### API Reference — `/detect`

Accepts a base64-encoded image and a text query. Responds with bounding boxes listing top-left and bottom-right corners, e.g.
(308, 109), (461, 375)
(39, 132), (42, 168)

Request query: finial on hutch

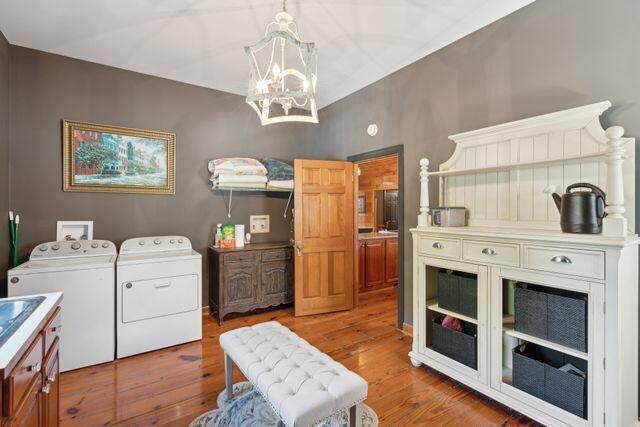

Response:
(603, 125), (628, 237)
(418, 158), (430, 227)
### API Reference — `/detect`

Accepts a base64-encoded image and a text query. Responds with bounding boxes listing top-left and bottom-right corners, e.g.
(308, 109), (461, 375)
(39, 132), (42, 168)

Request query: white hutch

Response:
(410, 102), (638, 426)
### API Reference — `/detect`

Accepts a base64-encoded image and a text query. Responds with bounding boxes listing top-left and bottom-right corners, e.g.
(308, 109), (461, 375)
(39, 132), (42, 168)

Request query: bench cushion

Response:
(220, 321), (368, 427)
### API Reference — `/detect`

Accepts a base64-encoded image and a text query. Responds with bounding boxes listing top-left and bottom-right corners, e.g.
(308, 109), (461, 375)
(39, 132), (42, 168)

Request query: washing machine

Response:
(116, 236), (202, 358)
(8, 240), (116, 372)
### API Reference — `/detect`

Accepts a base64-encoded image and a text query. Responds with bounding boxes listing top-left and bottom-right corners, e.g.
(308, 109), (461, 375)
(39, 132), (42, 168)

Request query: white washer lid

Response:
(8, 255), (116, 275)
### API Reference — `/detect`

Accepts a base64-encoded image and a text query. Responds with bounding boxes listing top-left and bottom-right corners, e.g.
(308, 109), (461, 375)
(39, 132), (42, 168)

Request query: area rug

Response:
(190, 381), (378, 427)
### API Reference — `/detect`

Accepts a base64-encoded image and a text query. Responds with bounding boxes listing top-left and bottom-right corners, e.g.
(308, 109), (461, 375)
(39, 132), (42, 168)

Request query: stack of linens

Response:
(262, 158), (294, 190)
(209, 158), (268, 189)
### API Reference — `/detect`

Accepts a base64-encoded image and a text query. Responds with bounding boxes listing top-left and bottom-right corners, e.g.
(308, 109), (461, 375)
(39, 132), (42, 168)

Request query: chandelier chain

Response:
(282, 0), (287, 12)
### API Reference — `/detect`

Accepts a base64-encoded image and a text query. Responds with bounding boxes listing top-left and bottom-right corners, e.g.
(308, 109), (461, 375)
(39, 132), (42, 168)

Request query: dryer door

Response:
(121, 274), (198, 323)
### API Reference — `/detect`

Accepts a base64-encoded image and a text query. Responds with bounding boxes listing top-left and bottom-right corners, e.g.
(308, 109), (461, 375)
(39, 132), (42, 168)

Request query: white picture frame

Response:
(56, 221), (94, 241)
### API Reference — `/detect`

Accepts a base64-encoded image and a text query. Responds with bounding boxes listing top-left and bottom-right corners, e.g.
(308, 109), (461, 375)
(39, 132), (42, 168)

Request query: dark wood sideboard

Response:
(208, 242), (294, 325)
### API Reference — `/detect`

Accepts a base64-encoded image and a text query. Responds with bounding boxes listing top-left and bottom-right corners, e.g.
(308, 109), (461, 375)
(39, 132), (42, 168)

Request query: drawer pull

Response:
(432, 242), (443, 249)
(47, 373), (56, 383)
(481, 248), (497, 256)
(41, 384), (50, 394)
(28, 362), (41, 373)
(551, 255), (572, 264)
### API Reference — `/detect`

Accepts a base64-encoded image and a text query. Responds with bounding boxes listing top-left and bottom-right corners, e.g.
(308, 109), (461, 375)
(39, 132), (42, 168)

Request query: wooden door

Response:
(364, 240), (385, 288)
(294, 159), (355, 316)
(385, 239), (398, 284)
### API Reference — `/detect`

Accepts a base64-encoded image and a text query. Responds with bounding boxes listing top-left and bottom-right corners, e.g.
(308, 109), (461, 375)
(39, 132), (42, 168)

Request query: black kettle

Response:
(550, 183), (606, 234)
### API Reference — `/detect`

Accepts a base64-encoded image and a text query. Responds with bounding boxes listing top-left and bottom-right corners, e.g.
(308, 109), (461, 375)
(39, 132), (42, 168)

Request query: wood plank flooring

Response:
(60, 288), (537, 426)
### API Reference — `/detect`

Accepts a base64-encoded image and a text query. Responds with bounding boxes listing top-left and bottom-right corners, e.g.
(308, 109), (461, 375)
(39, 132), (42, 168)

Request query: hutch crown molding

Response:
(410, 101), (638, 426)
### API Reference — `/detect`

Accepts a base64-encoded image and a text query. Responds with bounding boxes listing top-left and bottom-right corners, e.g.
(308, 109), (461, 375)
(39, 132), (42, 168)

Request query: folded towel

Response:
(214, 174), (268, 184)
(213, 182), (267, 189)
(267, 180), (294, 190)
(262, 158), (293, 181)
(208, 158), (267, 176)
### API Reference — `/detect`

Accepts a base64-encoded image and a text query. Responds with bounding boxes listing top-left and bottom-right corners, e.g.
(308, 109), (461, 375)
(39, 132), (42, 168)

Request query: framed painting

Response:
(63, 120), (175, 194)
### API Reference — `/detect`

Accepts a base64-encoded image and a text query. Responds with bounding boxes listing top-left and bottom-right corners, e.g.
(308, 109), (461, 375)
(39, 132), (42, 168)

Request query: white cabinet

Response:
(410, 230), (637, 426)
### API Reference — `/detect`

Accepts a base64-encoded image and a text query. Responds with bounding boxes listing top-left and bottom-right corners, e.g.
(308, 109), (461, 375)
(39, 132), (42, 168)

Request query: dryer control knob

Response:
(170, 239), (175, 244)
(125, 283), (132, 289)
(138, 240), (146, 246)
(178, 239), (184, 243)
(71, 242), (81, 250)
(154, 239), (161, 245)
(10, 277), (19, 284)
(52, 244), (60, 251)
(39, 245), (48, 251)
(102, 242), (109, 248)
(91, 243), (99, 249)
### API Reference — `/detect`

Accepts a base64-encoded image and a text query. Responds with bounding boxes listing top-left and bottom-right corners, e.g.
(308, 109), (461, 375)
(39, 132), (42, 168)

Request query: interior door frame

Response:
(348, 144), (404, 329)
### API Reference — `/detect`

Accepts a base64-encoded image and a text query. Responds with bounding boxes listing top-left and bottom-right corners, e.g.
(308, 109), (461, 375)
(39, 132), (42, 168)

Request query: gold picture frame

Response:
(62, 120), (175, 194)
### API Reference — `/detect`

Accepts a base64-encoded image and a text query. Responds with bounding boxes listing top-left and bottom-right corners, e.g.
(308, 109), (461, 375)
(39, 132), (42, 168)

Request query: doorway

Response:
(348, 146), (404, 329)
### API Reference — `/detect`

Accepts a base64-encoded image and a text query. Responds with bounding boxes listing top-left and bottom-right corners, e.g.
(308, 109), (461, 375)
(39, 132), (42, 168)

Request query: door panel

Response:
(295, 159), (354, 316)
(385, 239), (399, 284)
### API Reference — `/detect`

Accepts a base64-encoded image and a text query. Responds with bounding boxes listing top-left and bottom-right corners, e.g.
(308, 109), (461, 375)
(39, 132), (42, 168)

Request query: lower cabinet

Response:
(360, 237), (398, 291)
(209, 243), (294, 324)
(2, 305), (61, 427)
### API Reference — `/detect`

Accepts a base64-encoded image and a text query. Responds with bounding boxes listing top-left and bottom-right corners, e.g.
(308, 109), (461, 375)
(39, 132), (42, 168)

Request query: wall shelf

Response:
(426, 298), (478, 325)
(211, 187), (293, 218)
(503, 326), (588, 360)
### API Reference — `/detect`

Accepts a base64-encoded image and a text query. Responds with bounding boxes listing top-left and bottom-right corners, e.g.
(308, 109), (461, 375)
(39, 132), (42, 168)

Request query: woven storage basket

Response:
(437, 271), (477, 319)
(512, 343), (587, 419)
(432, 316), (477, 369)
(514, 284), (587, 352)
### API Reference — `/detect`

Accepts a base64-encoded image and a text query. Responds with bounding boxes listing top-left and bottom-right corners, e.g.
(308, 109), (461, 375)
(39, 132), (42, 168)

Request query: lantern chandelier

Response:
(244, 0), (318, 125)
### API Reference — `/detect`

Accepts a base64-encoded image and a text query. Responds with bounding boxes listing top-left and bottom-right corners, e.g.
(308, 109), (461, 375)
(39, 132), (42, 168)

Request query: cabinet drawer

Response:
(524, 245), (605, 280)
(7, 334), (43, 415)
(43, 306), (61, 357)
(261, 248), (291, 262)
(223, 252), (256, 264)
(418, 237), (460, 259)
(462, 240), (520, 267)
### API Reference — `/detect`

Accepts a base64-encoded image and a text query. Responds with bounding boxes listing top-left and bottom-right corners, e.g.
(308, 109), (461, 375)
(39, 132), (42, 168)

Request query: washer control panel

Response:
(119, 236), (192, 254)
(30, 240), (116, 259)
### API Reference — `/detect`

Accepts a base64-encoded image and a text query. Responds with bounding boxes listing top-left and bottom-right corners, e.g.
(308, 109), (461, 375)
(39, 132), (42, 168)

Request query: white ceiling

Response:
(0, 0), (534, 108)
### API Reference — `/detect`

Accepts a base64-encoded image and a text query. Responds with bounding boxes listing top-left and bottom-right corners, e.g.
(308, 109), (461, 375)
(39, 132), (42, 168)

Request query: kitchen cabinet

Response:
(209, 242), (293, 325)
(385, 239), (398, 283)
(359, 236), (398, 292)
(1, 299), (61, 427)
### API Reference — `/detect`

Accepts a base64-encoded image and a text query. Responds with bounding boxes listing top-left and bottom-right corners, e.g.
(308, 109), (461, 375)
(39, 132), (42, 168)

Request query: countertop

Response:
(359, 231), (399, 241)
(0, 292), (63, 373)
(209, 241), (293, 253)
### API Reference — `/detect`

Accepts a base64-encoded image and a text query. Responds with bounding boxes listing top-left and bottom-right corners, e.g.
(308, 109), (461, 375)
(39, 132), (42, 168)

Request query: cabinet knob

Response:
(41, 384), (50, 394)
(432, 242), (443, 249)
(482, 248), (497, 256)
(47, 373), (56, 383)
(550, 255), (572, 264)
(51, 325), (62, 333)
(28, 362), (41, 373)
(295, 242), (303, 257)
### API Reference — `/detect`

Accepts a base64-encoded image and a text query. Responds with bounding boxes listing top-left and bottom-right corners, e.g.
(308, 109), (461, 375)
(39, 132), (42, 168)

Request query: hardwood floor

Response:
(60, 288), (537, 426)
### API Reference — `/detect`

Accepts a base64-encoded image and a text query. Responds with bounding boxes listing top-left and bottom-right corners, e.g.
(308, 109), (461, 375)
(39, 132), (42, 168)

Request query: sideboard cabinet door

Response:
(261, 260), (293, 304)
(222, 262), (259, 308)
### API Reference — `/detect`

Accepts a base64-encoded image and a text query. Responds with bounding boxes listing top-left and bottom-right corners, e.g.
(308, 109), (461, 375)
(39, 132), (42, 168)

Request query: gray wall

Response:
(312, 0), (640, 324)
(8, 46), (312, 302)
(0, 31), (9, 280)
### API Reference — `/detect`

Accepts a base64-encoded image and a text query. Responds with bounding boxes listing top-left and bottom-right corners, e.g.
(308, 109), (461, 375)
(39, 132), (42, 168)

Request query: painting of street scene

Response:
(63, 121), (175, 194)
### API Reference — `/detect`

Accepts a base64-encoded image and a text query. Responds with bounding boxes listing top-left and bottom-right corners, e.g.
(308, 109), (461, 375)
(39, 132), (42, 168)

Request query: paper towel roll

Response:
(235, 224), (245, 247)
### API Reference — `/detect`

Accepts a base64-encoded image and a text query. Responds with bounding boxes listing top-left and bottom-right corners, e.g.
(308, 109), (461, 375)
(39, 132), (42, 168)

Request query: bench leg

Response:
(349, 403), (362, 427)
(224, 352), (233, 401)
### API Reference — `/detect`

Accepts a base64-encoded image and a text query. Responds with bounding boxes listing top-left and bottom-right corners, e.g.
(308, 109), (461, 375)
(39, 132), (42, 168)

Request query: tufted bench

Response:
(220, 321), (368, 427)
